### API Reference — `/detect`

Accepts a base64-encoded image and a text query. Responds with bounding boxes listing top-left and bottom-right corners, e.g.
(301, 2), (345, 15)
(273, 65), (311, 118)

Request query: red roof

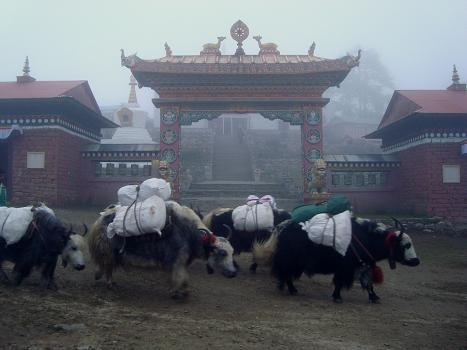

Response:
(0, 80), (101, 115)
(397, 90), (467, 114)
(366, 89), (467, 138)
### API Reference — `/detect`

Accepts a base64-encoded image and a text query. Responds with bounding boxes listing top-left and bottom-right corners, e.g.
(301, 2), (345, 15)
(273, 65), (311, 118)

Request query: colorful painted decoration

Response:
(305, 167), (314, 181)
(306, 128), (321, 144)
(161, 110), (177, 125)
(306, 111), (321, 125)
(167, 166), (178, 182)
(161, 129), (178, 144)
(306, 148), (321, 162)
(161, 148), (177, 163)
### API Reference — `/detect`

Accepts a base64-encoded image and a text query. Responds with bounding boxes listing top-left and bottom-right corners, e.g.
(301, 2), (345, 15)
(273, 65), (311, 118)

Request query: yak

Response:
(203, 207), (291, 272)
(0, 208), (87, 290)
(88, 201), (237, 299)
(253, 217), (420, 303)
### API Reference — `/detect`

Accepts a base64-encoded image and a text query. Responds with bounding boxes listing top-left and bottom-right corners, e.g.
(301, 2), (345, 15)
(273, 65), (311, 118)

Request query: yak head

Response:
(61, 224), (88, 271)
(204, 233), (237, 278)
(385, 218), (420, 269)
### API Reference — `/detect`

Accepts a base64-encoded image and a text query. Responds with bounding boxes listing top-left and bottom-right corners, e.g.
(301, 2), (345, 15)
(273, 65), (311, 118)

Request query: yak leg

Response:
(249, 262), (258, 273)
(286, 277), (298, 295)
(170, 252), (190, 299)
(332, 274), (345, 303)
(40, 257), (58, 290)
(367, 285), (380, 303)
(0, 258), (9, 284)
(105, 267), (115, 289)
(12, 261), (34, 286)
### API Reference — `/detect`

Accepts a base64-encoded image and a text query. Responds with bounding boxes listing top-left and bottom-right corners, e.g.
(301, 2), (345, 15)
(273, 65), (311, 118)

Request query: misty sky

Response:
(1, 0), (466, 115)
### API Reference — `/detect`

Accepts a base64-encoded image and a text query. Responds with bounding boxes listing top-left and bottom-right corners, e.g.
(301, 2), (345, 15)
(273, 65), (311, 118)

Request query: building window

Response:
(143, 164), (152, 177)
(344, 174), (352, 186)
(130, 164), (139, 176)
(95, 162), (103, 177)
(367, 173), (376, 185)
(105, 163), (115, 176)
(379, 173), (388, 185)
(443, 165), (460, 183)
(27, 152), (45, 169)
(355, 173), (364, 186)
(331, 174), (340, 186)
(118, 163), (128, 176)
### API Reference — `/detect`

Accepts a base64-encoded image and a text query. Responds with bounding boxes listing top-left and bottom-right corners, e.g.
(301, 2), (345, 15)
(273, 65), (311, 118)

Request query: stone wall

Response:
(181, 128), (215, 182)
(375, 217), (467, 237)
(395, 143), (467, 218)
(9, 127), (91, 206)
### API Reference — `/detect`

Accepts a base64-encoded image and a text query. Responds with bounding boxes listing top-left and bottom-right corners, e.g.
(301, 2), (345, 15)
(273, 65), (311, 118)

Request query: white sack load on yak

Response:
(0, 203), (54, 245)
(106, 195), (166, 238)
(117, 178), (171, 206)
(232, 194), (276, 232)
(299, 210), (352, 256)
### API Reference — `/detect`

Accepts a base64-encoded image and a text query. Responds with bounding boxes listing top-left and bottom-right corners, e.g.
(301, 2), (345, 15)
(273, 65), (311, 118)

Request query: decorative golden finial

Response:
(452, 64), (460, 84)
(128, 75), (138, 104)
(23, 56), (30, 76)
(308, 42), (316, 56)
(164, 42), (172, 57)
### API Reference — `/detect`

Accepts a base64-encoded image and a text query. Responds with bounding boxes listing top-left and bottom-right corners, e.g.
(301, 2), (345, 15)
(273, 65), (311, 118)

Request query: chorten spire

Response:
(447, 64), (466, 91)
(17, 56), (36, 83)
(128, 75), (138, 104)
(452, 64), (460, 84)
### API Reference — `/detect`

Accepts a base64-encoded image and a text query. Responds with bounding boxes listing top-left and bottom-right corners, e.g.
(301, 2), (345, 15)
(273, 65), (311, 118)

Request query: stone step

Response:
(180, 196), (302, 213)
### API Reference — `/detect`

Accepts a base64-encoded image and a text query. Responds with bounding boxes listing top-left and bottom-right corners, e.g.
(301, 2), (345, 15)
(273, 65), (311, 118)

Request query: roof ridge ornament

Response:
(120, 49), (137, 68)
(452, 64), (460, 84)
(253, 35), (280, 55)
(164, 42), (172, 57)
(200, 36), (226, 55)
(17, 56), (36, 83)
(230, 20), (249, 56)
(308, 42), (316, 56)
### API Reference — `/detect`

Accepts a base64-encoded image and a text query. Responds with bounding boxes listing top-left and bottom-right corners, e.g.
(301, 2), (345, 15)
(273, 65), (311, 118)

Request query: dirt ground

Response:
(0, 208), (466, 350)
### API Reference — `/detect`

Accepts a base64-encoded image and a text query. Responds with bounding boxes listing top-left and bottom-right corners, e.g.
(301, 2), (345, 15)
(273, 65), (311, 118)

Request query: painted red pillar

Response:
(301, 107), (324, 196)
(159, 107), (181, 199)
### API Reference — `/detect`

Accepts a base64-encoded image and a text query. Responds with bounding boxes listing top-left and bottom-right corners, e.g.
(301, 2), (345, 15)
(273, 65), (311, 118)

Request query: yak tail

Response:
(252, 228), (279, 268)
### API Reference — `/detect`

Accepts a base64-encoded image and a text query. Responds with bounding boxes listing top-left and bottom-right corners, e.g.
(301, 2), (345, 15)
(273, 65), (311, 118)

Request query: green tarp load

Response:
(291, 195), (351, 223)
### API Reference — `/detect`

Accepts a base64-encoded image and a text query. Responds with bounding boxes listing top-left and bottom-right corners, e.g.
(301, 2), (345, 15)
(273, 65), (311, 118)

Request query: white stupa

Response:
(101, 75), (155, 145)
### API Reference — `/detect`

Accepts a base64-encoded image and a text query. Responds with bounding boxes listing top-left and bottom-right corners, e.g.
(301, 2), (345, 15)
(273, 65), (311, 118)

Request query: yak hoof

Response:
(171, 290), (189, 300)
(369, 296), (381, 304)
(249, 263), (258, 274)
(288, 288), (298, 296)
(94, 270), (104, 280)
(206, 264), (214, 274)
(333, 297), (343, 304)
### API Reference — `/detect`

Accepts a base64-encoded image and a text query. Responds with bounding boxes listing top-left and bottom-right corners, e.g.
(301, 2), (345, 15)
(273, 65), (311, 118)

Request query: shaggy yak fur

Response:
(253, 217), (420, 303)
(88, 201), (237, 299)
(0, 209), (87, 290)
(203, 207), (291, 272)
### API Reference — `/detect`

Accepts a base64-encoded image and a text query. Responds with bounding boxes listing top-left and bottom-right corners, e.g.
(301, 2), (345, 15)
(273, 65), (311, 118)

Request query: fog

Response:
(1, 0), (466, 115)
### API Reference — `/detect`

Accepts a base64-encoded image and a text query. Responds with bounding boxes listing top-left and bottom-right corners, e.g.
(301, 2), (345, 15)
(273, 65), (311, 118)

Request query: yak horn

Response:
(390, 217), (405, 236)
(222, 224), (233, 240)
(81, 223), (88, 237)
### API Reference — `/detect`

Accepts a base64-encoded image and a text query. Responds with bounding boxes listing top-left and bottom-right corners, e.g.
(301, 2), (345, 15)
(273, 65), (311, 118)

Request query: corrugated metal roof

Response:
(325, 154), (399, 162)
(82, 143), (159, 152)
(398, 90), (467, 114)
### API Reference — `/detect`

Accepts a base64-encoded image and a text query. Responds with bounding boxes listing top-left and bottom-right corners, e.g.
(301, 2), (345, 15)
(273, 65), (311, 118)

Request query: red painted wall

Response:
(396, 143), (467, 217)
(9, 128), (93, 206)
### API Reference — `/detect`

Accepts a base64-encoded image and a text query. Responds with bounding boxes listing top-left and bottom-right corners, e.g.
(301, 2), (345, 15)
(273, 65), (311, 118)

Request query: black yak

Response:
(203, 207), (291, 272)
(0, 208), (87, 290)
(88, 201), (237, 299)
(253, 217), (419, 303)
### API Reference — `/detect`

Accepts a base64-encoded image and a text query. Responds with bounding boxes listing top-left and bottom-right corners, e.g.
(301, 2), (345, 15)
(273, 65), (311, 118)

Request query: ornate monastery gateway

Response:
(121, 20), (360, 198)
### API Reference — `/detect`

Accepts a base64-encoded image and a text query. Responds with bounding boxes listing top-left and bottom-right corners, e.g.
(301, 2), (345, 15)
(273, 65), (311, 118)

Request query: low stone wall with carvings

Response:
(374, 217), (467, 237)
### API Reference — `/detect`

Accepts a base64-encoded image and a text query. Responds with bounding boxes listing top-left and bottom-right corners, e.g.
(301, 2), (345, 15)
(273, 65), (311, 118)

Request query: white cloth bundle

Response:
(232, 203), (274, 232)
(0, 204), (55, 245)
(106, 195), (166, 238)
(299, 210), (352, 256)
(117, 178), (171, 206)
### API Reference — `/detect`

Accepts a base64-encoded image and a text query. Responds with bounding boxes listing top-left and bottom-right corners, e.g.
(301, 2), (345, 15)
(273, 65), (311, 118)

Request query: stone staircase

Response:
(181, 134), (301, 212)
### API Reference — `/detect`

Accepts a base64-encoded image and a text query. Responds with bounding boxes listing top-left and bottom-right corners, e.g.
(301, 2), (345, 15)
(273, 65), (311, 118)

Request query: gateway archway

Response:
(122, 20), (359, 199)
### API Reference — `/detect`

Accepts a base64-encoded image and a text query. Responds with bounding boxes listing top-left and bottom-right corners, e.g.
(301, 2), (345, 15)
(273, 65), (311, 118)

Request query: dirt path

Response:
(0, 233), (466, 350)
